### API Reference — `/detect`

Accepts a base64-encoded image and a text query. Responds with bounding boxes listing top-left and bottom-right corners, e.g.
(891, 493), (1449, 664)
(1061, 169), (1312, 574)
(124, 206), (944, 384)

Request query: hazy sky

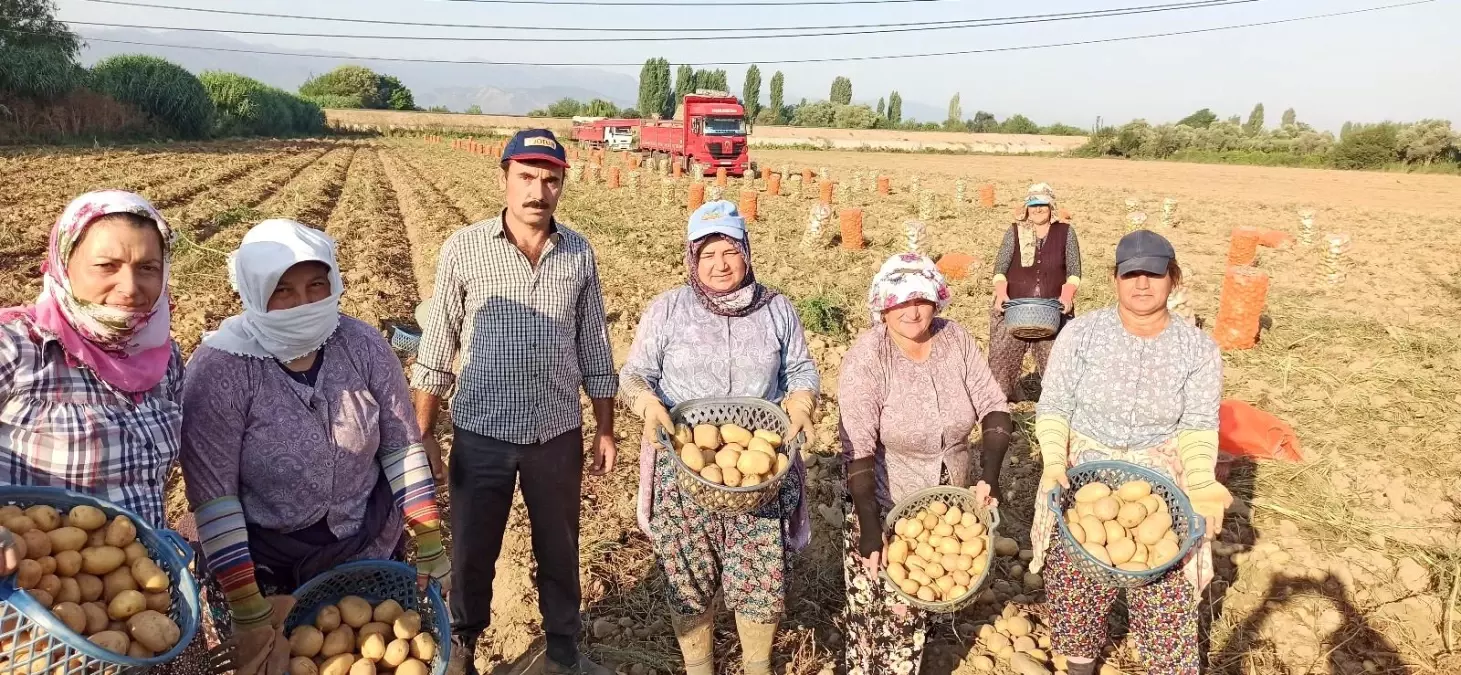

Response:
(56, 0), (1460, 132)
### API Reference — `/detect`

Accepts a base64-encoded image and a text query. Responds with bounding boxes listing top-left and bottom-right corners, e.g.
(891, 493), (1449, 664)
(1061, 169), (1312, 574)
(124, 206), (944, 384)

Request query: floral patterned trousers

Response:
(839, 489), (928, 675)
(648, 449), (800, 623)
(987, 305), (1059, 401)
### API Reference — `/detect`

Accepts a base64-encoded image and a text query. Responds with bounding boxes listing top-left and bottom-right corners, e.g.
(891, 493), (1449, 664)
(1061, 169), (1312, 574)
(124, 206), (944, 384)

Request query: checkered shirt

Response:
(0, 315), (184, 527)
(411, 214), (617, 445)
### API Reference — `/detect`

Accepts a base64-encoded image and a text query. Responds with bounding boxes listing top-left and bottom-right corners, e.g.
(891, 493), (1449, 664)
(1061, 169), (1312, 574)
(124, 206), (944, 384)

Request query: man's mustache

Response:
(523, 200), (550, 209)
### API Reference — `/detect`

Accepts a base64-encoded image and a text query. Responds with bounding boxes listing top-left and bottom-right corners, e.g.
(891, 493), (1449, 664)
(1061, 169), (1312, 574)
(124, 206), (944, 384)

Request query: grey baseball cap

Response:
(1115, 230), (1176, 276)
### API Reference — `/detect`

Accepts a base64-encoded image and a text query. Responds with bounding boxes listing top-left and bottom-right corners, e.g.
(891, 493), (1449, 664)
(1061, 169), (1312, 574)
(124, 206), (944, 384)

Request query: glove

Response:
(781, 390), (817, 451)
(631, 391), (674, 449)
(1178, 429), (1229, 540)
(231, 595), (296, 675)
(1034, 415), (1072, 504)
(414, 530), (452, 595)
(1185, 483), (1232, 542)
(1058, 283), (1077, 316)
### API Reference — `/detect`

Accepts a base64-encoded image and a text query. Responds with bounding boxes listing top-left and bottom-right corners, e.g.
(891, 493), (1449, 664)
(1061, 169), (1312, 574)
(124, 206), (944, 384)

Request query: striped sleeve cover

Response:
(195, 497), (273, 628)
(380, 443), (444, 568)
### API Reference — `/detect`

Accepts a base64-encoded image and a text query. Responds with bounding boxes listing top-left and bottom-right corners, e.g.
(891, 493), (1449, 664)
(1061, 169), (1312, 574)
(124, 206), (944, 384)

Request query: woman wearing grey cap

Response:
(619, 200), (820, 675)
(1028, 230), (1231, 675)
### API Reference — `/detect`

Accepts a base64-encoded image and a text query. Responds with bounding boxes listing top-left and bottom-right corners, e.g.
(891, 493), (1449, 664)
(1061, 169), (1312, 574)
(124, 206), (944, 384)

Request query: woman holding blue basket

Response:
(1031, 230), (1232, 675)
(619, 200), (819, 675)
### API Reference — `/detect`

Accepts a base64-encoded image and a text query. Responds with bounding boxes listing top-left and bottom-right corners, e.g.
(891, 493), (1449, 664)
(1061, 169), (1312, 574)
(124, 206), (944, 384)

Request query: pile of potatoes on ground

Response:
(966, 605), (1124, 675)
(1, 504), (183, 662)
(1064, 479), (1180, 571)
(286, 595), (437, 675)
(673, 423), (790, 489)
(884, 498), (991, 604)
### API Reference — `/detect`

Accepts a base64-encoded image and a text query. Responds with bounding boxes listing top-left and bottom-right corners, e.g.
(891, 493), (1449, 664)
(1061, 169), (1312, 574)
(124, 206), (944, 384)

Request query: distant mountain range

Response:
(76, 28), (946, 119)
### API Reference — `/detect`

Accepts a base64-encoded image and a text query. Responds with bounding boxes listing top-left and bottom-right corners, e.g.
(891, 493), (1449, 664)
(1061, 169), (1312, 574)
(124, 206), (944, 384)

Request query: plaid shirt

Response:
(0, 315), (184, 527)
(411, 214), (617, 445)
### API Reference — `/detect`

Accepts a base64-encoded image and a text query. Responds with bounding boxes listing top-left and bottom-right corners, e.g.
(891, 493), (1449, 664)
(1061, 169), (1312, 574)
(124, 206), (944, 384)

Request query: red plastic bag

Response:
(1218, 399), (1303, 462)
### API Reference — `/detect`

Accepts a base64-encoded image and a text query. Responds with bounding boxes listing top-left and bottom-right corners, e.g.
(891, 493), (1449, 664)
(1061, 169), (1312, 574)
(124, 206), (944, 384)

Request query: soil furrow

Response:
(325, 146), (420, 327)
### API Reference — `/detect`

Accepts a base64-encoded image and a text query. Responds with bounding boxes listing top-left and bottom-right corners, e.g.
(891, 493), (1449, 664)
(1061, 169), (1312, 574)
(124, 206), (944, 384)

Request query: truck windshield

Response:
(703, 117), (745, 136)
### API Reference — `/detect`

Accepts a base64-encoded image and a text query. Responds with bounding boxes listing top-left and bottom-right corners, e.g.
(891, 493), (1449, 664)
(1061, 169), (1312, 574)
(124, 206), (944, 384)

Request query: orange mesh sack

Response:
(1218, 399), (1303, 462)
(876, 176), (891, 195)
(767, 174), (782, 196)
(802, 168), (815, 186)
(936, 253), (980, 280)
(739, 190), (759, 222)
(716, 168), (728, 187)
(1227, 227), (1261, 266)
(1213, 266), (1270, 351)
(607, 167), (621, 189)
(1257, 228), (1296, 250)
(688, 182), (706, 211)
(819, 180), (834, 205)
(979, 184), (996, 208)
(840, 209), (864, 250)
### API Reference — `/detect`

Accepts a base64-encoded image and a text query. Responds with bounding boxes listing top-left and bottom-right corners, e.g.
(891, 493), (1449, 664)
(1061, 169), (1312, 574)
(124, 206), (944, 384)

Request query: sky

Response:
(54, 0), (1461, 133)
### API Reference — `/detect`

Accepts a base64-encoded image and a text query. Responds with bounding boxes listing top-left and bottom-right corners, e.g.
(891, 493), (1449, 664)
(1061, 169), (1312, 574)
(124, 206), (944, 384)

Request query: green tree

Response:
(1000, 114), (1040, 135)
(887, 91), (902, 124)
(637, 58), (671, 120)
(1, 0), (85, 99)
(876, 97), (885, 117)
(768, 71), (785, 124)
(945, 93), (962, 130)
(378, 74), (414, 110)
(741, 64), (762, 122)
(968, 111), (997, 133)
(1177, 108), (1217, 128)
(1340, 121), (1354, 140)
(1397, 120), (1458, 165)
(1244, 103), (1265, 135)
(1281, 108), (1296, 126)
(1331, 122), (1400, 169)
(674, 64), (695, 107)
(89, 54), (214, 138)
(1042, 123), (1084, 136)
(539, 98), (584, 117)
(830, 76), (853, 105)
(465, 104), (482, 115)
(300, 66), (386, 108)
(584, 98), (619, 117)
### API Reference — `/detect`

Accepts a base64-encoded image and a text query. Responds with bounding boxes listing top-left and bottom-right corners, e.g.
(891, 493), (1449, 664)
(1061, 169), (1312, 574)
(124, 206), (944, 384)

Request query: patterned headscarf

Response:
(0, 190), (175, 392)
(686, 233), (779, 318)
(866, 252), (952, 323)
(1017, 182), (1059, 267)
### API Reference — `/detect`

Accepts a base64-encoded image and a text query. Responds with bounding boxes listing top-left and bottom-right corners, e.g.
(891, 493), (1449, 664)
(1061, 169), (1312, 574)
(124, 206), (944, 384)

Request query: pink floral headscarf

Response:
(866, 252), (952, 323)
(1, 191), (175, 393)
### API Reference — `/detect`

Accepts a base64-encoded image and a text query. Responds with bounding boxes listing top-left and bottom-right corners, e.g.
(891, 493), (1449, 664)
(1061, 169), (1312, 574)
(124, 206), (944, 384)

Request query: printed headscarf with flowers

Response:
(0, 190), (175, 393)
(866, 252), (952, 322)
(685, 232), (779, 318)
(1017, 182), (1059, 268)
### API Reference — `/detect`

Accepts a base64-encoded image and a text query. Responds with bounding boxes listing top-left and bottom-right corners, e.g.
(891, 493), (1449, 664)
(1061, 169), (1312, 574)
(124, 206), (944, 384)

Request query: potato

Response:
(128, 641), (154, 659)
(358, 622), (392, 645)
(379, 638), (411, 668)
(89, 630), (131, 654)
(1107, 538), (1137, 565)
(47, 527), (88, 554)
(350, 659), (376, 675)
(1075, 502), (1096, 519)
(736, 450), (771, 476)
(291, 656), (320, 675)
(65, 506), (107, 532)
(774, 454), (789, 476)
(1068, 520), (1087, 545)
(108, 621), (126, 633)
(1073, 482), (1111, 504)
(1140, 494), (1166, 516)
(396, 659), (429, 675)
(11, 559), (39, 591)
(1079, 516), (1106, 546)
(698, 465), (723, 484)
(145, 591), (171, 612)
(1151, 539), (1181, 567)
(746, 437), (776, 457)
(82, 602), (110, 633)
(897, 577), (920, 596)
(131, 558), (170, 593)
(721, 466), (742, 487)
(103, 566), (137, 602)
(1117, 480), (1153, 502)
(122, 542), (150, 566)
(126, 610), (181, 652)
(939, 553), (960, 571)
(740, 473), (763, 487)
(679, 445), (705, 472)
(916, 586), (937, 602)
(320, 654), (355, 675)
(5, 515), (36, 535)
(886, 539), (909, 564)
(950, 569), (971, 587)
(954, 554), (974, 572)
(36, 555), (56, 576)
(0, 505), (21, 520)
(960, 538), (985, 558)
(887, 561), (907, 584)
(673, 424), (694, 450)
(692, 424), (720, 449)
(24, 505), (61, 532)
(82, 546), (127, 576)
(893, 519), (910, 537)
(56, 577), (81, 604)
(994, 537), (1019, 557)
(914, 542), (935, 562)
(87, 527), (108, 548)
(51, 602), (87, 634)
(921, 513), (940, 531)
(290, 625), (325, 658)
(719, 424), (753, 446)
(1103, 521), (1127, 545)
(1092, 497), (1121, 522)
(54, 550), (82, 577)
(408, 633), (436, 661)
(359, 632), (387, 662)
(28, 588), (54, 608)
(935, 575), (956, 594)
(752, 429), (782, 448)
(1082, 542), (1112, 565)
(22, 529), (51, 558)
(314, 605), (342, 633)
(903, 518), (924, 538)
(1117, 561), (1150, 572)
(701, 448), (718, 468)
(393, 610), (422, 640)
(104, 516), (137, 548)
(923, 562), (946, 579)
(321, 626), (355, 657)
(337, 596), (372, 628)
(713, 448), (740, 470)
(932, 522), (954, 537)
(1117, 502), (1149, 529)
(1135, 512), (1172, 546)
(37, 574), (62, 598)
(108, 590), (146, 620)
(949, 584), (969, 599)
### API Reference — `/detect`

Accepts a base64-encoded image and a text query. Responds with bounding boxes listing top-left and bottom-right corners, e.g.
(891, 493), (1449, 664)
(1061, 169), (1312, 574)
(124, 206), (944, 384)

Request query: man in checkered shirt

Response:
(411, 129), (616, 675)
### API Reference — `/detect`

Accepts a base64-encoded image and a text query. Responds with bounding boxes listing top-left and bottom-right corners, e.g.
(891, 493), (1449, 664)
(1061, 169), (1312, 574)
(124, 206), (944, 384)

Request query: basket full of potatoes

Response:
(1050, 460), (1206, 588)
(282, 560), (450, 675)
(880, 486), (1000, 613)
(656, 397), (804, 515)
(0, 487), (200, 675)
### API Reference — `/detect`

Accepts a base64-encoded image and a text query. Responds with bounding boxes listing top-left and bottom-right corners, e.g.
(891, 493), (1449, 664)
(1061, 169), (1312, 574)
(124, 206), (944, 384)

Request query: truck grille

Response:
(707, 141), (744, 159)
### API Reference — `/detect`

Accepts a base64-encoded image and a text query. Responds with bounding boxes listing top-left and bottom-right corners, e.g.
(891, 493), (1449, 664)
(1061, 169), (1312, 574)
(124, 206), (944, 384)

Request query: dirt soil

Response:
(1, 139), (1457, 675)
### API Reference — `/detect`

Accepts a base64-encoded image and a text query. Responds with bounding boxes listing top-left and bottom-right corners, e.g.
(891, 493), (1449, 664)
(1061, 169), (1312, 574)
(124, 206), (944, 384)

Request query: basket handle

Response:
(157, 529), (195, 567)
(1183, 506), (1207, 549)
(987, 505), (1001, 534)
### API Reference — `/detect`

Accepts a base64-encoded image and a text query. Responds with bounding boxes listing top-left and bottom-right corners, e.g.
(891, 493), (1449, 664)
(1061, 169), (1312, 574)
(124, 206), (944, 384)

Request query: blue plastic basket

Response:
(284, 560), (451, 675)
(389, 326), (422, 355)
(880, 486), (1000, 613)
(1047, 460), (1205, 588)
(0, 487), (201, 674)
(1003, 298), (1064, 339)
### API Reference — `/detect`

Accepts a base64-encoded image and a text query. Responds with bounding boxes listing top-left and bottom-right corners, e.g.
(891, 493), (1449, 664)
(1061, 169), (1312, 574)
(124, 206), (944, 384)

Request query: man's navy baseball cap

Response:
(1116, 229), (1176, 276)
(501, 129), (569, 168)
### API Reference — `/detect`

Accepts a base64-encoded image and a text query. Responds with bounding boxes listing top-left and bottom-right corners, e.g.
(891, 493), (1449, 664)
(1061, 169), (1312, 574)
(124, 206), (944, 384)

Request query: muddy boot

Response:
(671, 611), (714, 675)
(734, 613), (777, 675)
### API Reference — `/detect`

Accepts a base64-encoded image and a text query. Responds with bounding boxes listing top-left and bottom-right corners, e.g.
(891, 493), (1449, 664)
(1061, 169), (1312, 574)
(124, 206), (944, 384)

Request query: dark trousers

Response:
(448, 425), (584, 644)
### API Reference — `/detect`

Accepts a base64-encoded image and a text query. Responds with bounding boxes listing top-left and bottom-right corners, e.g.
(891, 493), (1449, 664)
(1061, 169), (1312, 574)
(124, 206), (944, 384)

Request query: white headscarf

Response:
(866, 252), (952, 323)
(202, 219), (343, 362)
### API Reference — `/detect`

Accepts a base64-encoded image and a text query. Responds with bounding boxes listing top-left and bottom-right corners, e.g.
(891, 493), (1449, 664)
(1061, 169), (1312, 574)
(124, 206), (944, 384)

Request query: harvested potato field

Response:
(1, 138), (1457, 675)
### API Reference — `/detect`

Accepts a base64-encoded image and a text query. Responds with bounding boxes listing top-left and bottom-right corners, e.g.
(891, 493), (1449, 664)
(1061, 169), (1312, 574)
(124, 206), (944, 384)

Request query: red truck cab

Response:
(639, 92), (750, 177)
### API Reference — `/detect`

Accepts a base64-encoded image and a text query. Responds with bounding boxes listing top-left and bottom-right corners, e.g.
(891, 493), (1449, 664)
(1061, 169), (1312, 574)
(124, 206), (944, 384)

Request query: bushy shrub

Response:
(89, 54), (213, 138)
(0, 44), (86, 100)
(202, 71), (323, 137)
(1331, 123), (1400, 170)
(302, 94), (365, 110)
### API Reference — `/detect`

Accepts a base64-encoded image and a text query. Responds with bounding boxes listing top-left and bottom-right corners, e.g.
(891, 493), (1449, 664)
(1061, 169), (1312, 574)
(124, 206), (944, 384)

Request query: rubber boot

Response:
(734, 613), (777, 675)
(671, 612), (714, 675)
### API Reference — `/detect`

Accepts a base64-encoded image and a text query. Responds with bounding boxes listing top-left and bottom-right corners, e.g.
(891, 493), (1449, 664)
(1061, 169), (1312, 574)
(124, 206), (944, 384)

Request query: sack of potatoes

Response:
(1063, 479), (1182, 572)
(0, 503), (184, 660)
(883, 498), (991, 607)
(671, 423), (790, 489)
(286, 596), (437, 675)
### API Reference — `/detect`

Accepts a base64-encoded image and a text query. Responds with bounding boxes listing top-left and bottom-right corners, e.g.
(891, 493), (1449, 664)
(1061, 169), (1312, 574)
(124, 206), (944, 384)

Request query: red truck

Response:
(639, 92), (750, 177)
(570, 117), (641, 151)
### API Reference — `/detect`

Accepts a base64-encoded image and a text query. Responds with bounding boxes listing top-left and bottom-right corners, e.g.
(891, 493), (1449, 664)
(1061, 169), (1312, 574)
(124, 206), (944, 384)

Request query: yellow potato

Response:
(921, 513), (940, 531)
(746, 437), (776, 457)
(699, 465), (724, 484)
(131, 558), (170, 593)
(719, 424), (753, 446)
(897, 578), (920, 596)
(23, 530), (51, 558)
(1092, 497), (1121, 522)
(54, 550), (82, 577)
(145, 591), (171, 613)
(916, 586), (937, 602)
(935, 575), (956, 594)
(907, 568), (931, 586)
(736, 450), (771, 476)
(943, 505), (963, 526)
(0, 505), (22, 521)
(887, 562), (907, 584)
(1065, 508), (1080, 525)
(47, 527), (88, 553)
(125, 610), (181, 652)
(720, 466), (743, 487)
(51, 601), (87, 634)
(1073, 483), (1111, 504)
(36, 554), (56, 576)
(76, 574), (104, 603)
(692, 424), (721, 450)
(1116, 561), (1149, 572)
(950, 569), (971, 587)
(893, 519), (910, 537)
(714, 448), (740, 470)
(1130, 542), (1149, 565)
(393, 610), (422, 640)
(949, 584), (969, 599)
(373, 599), (404, 624)
(396, 659), (429, 675)
(358, 622), (392, 645)
(359, 632), (387, 662)
(87, 528), (108, 548)
(315, 605), (342, 633)
(108, 590), (145, 620)
(679, 445), (705, 471)
(1135, 512), (1172, 546)
(1151, 539), (1181, 567)
(1107, 538), (1137, 565)
(56, 577), (81, 604)
(1140, 494), (1166, 516)
(954, 554), (974, 572)
(337, 596), (373, 628)
(960, 538), (985, 558)
(904, 554), (926, 571)
(1075, 502), (1096, 519)
(903, 518), (924, 538)
(932, 522), (954, 537)
(320, 654), (356, 675)
(89, 630), (131, 654)
(774, 453), (789, 477)
(1117, 502), (1149, 529)
(914, 542), (936, 562)
(1103, 521), (1127, 545)
(25, 505), (62, 532)
(28, 588), (54, 608)
(937, 538), (961, 555)
(291, 625), (325, 658)
(752, 429), (782, 448)
(290, 656), (320, 675)
(740, 473), (763, 487)
(673, 424), (694, 449)
(1082, 542), (1112, 565)
(104, 516), (137, 548)
(1117, 480), (1153, 502)
(382, 639), (411, 668)
(103, 566), (137, 602)
(82, 602), (110, 634)
(5, 515), (38, 537)
(15, 559), (42, 589)
(923, 562), (946, 579)
(1068, 520), (1087, 545)
(82, 546), (127, 576)
(1079, 516), (1106, 546)
(408, 633), (436, 661)
(37, 574), (61, 598)
(321, 626), (355, 657)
